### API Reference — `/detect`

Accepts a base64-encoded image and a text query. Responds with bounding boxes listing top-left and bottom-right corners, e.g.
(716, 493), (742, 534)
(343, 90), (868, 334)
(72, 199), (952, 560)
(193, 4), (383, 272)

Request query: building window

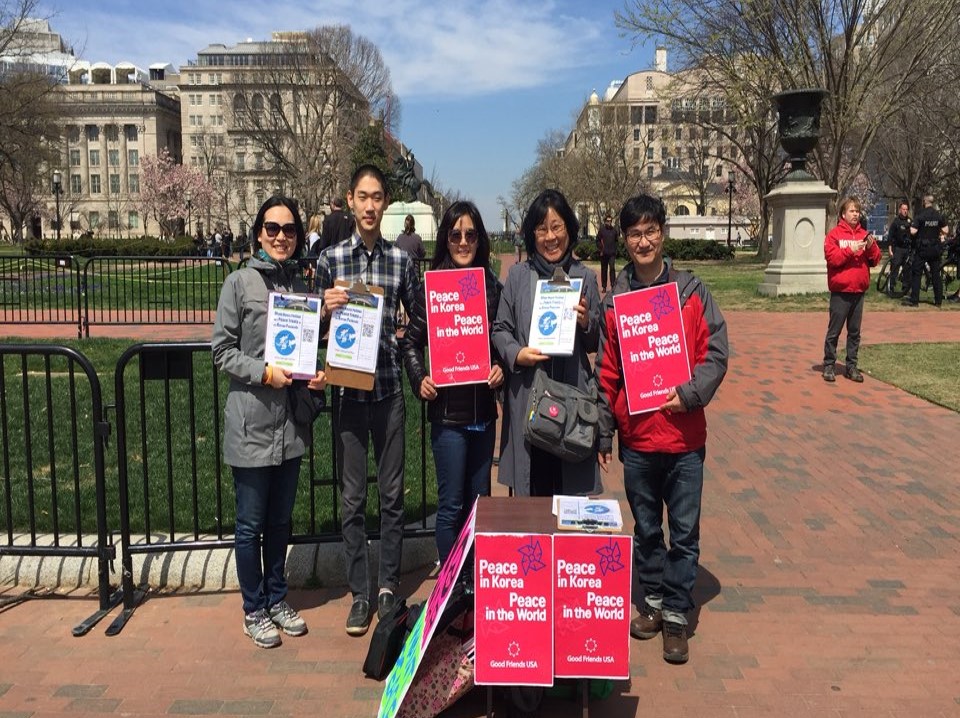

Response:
(209, 94), (221, 106)
(634, 128), (641, 141)
(89, 211), (100, 228)
(646, 147), (654, 160)
(212, 114), (224, 126)
(675, 127), (682, 141)
(88, 149), (100, 166)
(128, 211), (139, 229)
(90, 174), (101, 193)
(108, 211), (119, 229)
(125, 124), (138, 142)
(105, 125), (119, 142)
(254, 152), (264, 170)
(716, 165), (724, 177)
(86, 125), (99, 142)
(235, 152), (245, 170)
(109, 174), (121, 194)
(108, 149), (120, 166)
(645, 77), (653, 90)
(69, 149), (81, 166)
(633, 147), (640, 160)
(70, 174), (82, 193)
(630, 106), (643, 125)
(67, 125), (80, 142)
(644, 106), (657, 124)
(128, 149), (139, 166)
(647, 164), (654, 179)
(128, 173), (140, 193)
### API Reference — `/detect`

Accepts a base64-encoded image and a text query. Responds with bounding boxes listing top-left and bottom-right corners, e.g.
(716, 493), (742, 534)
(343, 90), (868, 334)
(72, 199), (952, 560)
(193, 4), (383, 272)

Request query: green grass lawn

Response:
(858, 343), (960, 412)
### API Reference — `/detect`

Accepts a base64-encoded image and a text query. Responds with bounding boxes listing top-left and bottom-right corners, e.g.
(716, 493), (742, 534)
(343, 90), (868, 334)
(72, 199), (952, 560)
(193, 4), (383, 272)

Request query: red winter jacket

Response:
(823, 221), (881, 293)
(596, 262), (728, 454)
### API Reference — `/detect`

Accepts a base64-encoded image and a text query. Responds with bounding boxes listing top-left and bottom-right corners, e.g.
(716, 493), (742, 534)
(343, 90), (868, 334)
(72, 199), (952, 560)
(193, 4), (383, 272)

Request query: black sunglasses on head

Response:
(263, 222), (297, 239)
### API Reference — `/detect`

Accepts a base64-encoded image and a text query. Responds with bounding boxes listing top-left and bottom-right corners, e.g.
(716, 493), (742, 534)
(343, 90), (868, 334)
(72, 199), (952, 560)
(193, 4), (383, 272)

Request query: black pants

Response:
(888, 246), (910, 293)
(910, 244), (943, 305)
(599, 254), (616, 291)
(823, 291), (865, 369)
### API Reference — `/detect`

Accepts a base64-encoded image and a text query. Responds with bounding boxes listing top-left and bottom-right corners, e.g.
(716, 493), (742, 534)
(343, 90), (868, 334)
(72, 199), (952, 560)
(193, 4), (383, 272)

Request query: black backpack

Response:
(362, 597), (411, 680)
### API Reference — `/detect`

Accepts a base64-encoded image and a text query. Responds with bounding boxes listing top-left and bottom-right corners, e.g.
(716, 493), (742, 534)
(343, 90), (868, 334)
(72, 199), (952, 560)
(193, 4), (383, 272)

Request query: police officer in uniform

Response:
(886, 201), (912, 296)
(903, 194), (949, 307)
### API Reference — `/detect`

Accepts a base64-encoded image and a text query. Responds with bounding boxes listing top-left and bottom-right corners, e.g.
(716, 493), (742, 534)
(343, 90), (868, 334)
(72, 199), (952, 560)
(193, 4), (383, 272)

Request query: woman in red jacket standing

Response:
(822, 197), (881, 383)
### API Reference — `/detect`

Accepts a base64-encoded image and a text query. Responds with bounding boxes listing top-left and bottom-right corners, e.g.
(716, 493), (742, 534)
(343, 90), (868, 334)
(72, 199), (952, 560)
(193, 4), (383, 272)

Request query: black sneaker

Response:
(345, 596), (371, 636)
(846, 366), (864, 383)
(822, 364), (836, 382)
(377, 590), (397, 620)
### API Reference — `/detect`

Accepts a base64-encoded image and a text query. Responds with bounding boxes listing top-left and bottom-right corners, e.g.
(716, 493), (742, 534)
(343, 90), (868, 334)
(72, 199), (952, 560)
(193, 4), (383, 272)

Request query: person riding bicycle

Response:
(886, 201), (912, 297)
(903, 194), (949, 307)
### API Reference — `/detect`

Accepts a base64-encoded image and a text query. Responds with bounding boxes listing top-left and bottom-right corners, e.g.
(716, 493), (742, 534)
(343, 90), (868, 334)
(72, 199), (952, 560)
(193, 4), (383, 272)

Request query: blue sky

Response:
(47, 0), (658, 229)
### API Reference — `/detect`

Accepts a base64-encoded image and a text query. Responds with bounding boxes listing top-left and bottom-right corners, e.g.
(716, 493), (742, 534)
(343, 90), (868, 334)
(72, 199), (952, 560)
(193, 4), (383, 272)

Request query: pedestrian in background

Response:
(822, 197), (880, 383)
(886, 201), (912, 297)
(596, 213), (619, 293)
(903, 194), (949, 307)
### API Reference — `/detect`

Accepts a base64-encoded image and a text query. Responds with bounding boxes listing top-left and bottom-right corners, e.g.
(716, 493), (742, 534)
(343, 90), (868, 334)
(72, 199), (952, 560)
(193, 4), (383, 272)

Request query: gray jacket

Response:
(491, 260), (602, 496)
(212, 257), (311, 467)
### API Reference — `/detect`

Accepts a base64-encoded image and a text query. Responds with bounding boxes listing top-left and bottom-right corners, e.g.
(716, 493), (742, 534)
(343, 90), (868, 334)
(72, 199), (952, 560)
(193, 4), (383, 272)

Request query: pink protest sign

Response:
(553, 534), (632, 679)
(424, 267), (490, 387)
(474, 533), (554, 686)
(613, 283), (691, 414)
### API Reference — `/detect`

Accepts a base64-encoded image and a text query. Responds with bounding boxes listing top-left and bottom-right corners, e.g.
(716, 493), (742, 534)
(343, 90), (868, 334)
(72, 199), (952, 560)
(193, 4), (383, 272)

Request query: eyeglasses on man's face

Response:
(263, 222), (297, 239)
(448, 229), (478, 245)
(625, 226), (662, 244)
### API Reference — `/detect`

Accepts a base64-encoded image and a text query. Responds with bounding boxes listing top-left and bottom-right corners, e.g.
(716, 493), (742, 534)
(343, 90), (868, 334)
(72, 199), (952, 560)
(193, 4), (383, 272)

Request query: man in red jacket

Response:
(822, 197), (881, 382)
(596, 194), (728, 664)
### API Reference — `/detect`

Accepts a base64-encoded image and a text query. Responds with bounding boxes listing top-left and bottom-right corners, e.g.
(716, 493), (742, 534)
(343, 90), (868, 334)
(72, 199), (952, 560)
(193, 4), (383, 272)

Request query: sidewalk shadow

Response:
(630, 563), (721, 638)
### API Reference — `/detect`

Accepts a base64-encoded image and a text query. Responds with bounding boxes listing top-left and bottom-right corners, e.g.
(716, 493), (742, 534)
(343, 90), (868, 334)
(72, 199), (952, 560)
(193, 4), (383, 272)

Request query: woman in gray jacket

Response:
(492, 189), (602, 497)
(212, 196), (326, 648)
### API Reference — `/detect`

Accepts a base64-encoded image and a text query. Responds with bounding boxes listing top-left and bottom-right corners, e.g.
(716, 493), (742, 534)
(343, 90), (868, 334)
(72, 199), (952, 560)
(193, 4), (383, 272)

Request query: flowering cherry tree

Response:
(139, 149), (213, 239)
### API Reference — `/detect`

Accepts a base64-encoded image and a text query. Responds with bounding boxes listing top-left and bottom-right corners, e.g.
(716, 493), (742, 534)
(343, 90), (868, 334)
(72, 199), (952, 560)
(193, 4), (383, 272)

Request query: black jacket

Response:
(888, 215), (912, 249)
(320, 210), (354, 252)
(400, 268), (502, 426)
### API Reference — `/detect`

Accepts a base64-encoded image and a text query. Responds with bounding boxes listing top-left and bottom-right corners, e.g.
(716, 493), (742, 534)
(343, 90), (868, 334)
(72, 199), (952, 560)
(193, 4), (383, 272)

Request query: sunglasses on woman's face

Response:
(448, 229), (478, 245)
(263, 222), (297, 239)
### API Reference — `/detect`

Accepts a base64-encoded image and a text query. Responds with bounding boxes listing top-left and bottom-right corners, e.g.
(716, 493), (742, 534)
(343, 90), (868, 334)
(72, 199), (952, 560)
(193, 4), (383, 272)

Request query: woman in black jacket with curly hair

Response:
(399, 201), (503, 570)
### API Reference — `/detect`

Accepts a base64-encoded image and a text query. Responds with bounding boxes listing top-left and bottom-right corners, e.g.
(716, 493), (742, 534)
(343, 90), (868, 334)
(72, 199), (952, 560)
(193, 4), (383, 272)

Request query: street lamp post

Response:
(185, 190), (193, 237)
(726, 170), (735, 248)
(52, 170), (62, 241)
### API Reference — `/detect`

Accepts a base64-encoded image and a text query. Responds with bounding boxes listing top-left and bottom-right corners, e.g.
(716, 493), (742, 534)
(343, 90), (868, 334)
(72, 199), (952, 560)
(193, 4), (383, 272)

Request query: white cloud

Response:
(52, 0), (606, 97)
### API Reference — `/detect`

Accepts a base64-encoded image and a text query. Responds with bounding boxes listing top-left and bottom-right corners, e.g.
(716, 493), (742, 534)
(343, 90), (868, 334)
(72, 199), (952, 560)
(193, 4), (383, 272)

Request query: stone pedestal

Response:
(757, 181), (836, 296)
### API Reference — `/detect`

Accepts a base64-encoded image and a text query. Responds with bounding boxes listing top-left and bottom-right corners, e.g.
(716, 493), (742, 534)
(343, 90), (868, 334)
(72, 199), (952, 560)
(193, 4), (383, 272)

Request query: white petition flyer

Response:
(326, 289), (384, 373)
(528, 277), (583, 356)
(264, 291), (321, 380)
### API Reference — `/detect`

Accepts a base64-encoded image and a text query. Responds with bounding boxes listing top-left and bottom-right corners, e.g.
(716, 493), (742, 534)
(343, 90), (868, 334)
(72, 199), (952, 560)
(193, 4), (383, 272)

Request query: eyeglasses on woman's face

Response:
(448, 229), (478, 245)
(263, 222), (297, 239)
(534, 222), (567, 239)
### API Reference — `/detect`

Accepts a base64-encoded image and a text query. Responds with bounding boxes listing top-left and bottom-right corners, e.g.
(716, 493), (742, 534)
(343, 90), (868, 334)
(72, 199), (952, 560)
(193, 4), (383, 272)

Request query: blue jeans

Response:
(621, 446), (705, 617)
(232, 457), (301, 614)
(431, 422), (495, 567)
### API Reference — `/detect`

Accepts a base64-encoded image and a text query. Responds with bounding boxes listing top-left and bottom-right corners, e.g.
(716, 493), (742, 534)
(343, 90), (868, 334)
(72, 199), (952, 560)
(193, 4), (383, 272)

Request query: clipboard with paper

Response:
(528, 267), (583, 356)
(324, 279), (384, 391)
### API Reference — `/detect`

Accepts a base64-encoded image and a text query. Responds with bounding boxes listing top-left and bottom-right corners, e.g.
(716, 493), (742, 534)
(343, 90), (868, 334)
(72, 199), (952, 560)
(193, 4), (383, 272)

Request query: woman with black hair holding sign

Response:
(491, 189), (602, 497)
(212, 196), (326, 649)
(400, 201), (503, 571)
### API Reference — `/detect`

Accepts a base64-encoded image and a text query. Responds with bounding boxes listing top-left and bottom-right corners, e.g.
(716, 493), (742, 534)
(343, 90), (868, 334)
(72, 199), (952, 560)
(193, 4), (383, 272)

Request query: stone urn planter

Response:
(773, 89), (829, 181)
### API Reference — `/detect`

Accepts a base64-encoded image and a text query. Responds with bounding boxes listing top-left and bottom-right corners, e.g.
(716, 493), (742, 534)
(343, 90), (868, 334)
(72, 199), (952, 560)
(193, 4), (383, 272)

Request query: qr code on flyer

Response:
(362, 323), (375, 339)
(302, 327), (315, 343)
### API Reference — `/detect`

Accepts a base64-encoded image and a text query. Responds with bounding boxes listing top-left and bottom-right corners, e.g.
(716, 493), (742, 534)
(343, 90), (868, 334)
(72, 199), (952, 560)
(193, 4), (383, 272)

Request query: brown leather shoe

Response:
(662, 620), (689, 664)
(629, 603), (662, 639)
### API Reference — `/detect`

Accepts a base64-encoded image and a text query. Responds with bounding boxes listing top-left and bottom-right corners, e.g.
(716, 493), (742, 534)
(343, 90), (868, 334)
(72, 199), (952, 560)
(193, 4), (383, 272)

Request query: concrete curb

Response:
(1, 533), (438, 592)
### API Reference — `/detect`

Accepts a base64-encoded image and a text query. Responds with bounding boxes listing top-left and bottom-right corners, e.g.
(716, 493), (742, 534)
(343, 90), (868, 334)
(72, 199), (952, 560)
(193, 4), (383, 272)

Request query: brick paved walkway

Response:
(3, 297), (960, 715)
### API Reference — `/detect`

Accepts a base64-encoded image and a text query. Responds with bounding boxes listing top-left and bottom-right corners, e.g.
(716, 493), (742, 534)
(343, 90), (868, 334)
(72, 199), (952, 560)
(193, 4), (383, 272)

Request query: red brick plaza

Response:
(2, 268), (960, 717)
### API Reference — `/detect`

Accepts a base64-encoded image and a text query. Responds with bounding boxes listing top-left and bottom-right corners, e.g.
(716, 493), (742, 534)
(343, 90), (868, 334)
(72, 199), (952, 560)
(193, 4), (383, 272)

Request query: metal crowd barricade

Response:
(0, 254), (83, 338)
(108, 342), (434, 634)
(0, 344), (119, 635)
(81, 256), (231, 337)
